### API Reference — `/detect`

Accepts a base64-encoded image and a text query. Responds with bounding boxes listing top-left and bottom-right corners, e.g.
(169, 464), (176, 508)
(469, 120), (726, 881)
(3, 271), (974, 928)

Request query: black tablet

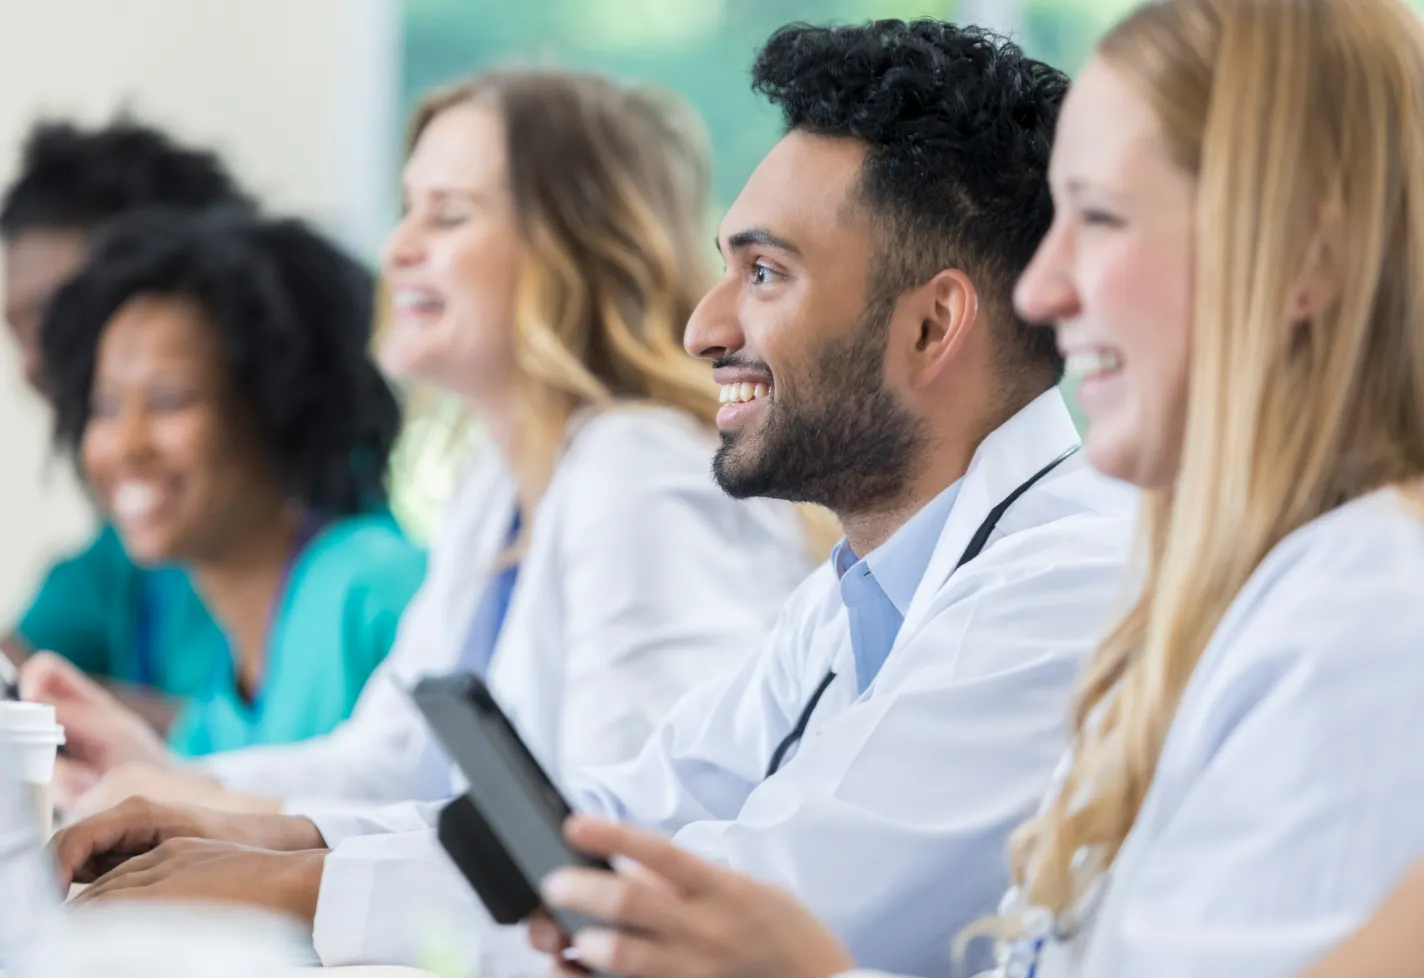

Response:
(412, 673), (612, 944)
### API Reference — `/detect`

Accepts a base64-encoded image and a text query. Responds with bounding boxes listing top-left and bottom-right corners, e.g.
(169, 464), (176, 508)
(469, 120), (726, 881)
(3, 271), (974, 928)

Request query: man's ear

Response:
(899, 267), (979, 390)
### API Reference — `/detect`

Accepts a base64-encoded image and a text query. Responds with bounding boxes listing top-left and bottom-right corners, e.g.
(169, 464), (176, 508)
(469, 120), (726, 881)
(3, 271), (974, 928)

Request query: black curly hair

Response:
(0, 117), (252, 238)
(752, 19), (1069, 388)
(40, 208), (398, 517)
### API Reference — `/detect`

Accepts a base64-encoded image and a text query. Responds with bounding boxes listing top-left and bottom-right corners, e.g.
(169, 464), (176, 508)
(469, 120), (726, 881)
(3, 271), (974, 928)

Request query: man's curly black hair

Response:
(40, 208), (398, 517)
(0, 117), (252, 238)
(752, 19), (1069, 387)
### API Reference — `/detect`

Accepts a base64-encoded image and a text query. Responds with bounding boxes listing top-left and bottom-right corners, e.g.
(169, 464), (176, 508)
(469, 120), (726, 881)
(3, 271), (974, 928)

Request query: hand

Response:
(533, 816), (854, 978)
(50, 796), (325, 889)
(71, 837), (326, 927)
(20, 652), (171, 807)
(71, 763), (283, 818)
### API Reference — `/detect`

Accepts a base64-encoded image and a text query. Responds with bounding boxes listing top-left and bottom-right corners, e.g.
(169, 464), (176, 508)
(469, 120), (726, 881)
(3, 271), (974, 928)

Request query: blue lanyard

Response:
(457, 510), (523, 678)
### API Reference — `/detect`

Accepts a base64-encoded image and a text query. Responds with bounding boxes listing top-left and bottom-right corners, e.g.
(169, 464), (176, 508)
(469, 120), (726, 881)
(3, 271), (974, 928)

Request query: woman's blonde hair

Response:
(1011, 0), (1424, 917)
(406, 69), (719, 513)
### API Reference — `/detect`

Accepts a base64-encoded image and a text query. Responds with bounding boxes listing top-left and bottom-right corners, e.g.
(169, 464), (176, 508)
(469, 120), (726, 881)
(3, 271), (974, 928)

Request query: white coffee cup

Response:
(0, 702), (65, 836)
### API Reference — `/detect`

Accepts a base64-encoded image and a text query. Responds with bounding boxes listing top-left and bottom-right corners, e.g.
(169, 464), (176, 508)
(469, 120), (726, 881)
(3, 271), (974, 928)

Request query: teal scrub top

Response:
(15, 524), (225, 701)
(164, 513), (426, 757)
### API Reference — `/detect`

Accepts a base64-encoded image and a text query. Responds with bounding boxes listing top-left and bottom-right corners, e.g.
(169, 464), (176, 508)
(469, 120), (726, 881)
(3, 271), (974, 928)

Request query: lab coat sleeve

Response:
(313, 823), (547, 976)
(548, 413), (811, 774)
(304, 798), (445, 848)
(1093, 543), (1424, 978)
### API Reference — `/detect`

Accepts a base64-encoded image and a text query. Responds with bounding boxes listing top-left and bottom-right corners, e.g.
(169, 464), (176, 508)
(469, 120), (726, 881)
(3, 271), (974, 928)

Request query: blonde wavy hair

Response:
(1010, 0), (1424, 918)
(401, 69), (840, 555)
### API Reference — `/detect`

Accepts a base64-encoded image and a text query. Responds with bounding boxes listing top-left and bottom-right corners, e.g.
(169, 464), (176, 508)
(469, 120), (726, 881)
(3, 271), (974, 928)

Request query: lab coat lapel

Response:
(483, 413), (591, 728)
(894, 389), (1082, 647)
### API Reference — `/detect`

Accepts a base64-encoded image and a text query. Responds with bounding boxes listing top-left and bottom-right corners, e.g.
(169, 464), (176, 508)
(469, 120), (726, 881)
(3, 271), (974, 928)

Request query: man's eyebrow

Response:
(721, 227), (803, 256)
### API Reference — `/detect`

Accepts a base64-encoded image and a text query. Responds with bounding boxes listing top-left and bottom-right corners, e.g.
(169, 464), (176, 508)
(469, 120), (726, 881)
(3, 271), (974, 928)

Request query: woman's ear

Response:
(1289, 204), (1345, 326)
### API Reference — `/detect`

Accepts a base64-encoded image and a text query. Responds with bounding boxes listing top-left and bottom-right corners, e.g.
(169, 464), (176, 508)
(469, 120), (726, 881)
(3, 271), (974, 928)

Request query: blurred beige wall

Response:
(0, 0), (398, 619)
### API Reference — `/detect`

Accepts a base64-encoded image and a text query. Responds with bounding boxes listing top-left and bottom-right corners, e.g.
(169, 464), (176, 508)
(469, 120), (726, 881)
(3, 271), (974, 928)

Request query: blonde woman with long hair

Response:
(522, 1), (1424, 976)
(54, 68), (815, 816)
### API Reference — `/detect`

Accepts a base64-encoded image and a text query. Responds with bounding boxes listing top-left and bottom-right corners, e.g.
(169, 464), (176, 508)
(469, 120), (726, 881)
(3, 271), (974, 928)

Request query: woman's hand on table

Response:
(19, 652), (171, 808)
(71, 763), (284, 818)
(532, 815), (854, 978)
(50, 795), (325, 888)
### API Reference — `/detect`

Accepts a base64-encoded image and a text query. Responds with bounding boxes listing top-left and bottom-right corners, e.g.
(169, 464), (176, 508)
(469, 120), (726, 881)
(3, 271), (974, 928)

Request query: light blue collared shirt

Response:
(832, 480), (961, 693)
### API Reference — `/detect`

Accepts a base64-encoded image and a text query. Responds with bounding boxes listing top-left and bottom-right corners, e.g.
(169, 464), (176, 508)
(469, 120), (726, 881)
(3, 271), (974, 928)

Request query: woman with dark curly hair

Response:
(19, 208), (426, 780)
(0, 118), (254, 730)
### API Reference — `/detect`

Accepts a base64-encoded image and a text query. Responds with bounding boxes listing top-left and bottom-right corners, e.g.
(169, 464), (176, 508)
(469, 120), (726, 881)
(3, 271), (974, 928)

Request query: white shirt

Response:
(203, 405), (812, 803)
(846, 488), (1424, 978)
(303, 390), (1138, 976)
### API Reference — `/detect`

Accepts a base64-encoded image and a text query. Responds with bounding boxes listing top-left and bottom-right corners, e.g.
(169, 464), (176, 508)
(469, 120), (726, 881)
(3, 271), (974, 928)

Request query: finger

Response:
(565, 816), (721, 895)
(70, 843), (184, 903)
(71, 863), (168, 904)
(623, 861), (679, 898)
(528, 914), (570, 955)
(541, 866), (691, 939)
(545, 965), (589, 978)
(20, 652), (102, 704)
(572, 927), (679, 978)
(50, 798), (168, 886)
(73, 836), (181, 893)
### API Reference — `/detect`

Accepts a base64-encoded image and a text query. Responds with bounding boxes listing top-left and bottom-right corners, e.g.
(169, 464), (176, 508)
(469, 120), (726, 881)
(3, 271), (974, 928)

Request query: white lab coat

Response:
(303, 390), (1139, 977)
(844, 488), (1424, 978)
(202, 405), (812, 803)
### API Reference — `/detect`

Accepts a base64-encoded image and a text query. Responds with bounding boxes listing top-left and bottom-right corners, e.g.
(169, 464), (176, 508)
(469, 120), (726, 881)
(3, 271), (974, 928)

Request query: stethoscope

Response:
(763, 445), (1081, 780)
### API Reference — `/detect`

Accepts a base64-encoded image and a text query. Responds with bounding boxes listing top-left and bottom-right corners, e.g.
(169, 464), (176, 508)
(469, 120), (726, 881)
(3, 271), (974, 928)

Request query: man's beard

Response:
(712, 306), (924, 515)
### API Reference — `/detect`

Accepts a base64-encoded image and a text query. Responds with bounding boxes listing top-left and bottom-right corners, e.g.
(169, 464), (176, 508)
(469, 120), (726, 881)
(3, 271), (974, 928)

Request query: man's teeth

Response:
(719, 382), (772, 404)
(1064, 350), (1123, 379)
(112, 483), (164, 522)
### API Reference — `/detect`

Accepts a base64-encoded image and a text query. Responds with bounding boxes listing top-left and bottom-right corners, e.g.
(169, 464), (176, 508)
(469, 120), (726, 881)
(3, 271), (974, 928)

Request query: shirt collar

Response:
(831, 477), (962, 616)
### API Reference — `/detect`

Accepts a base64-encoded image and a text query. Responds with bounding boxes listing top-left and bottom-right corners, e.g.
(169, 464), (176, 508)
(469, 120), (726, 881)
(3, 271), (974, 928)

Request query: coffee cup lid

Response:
(0, 701), (61, 734)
